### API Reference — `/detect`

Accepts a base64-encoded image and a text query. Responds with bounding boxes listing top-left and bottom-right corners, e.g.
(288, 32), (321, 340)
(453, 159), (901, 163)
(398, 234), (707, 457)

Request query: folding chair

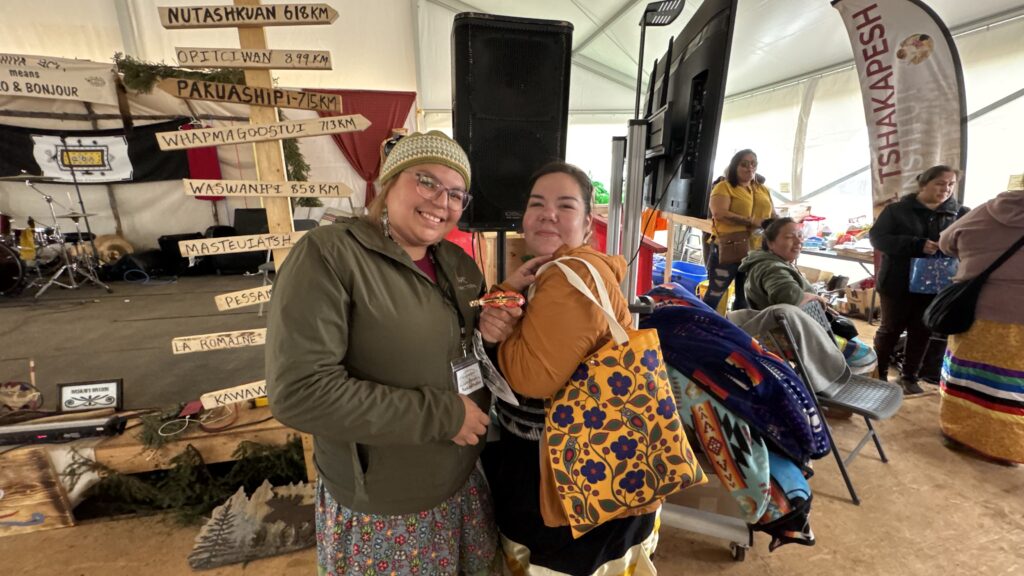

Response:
(767, 303), (903, 505)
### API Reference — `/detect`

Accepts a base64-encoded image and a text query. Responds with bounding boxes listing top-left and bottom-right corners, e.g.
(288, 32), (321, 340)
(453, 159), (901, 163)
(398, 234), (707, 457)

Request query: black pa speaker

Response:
(452, 13), (573, 232)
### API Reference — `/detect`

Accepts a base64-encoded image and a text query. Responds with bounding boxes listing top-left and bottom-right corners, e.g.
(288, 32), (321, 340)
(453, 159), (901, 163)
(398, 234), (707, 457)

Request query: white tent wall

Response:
(0, 1), (126, 63)
(956, 17), (1024, 207)
(0, 0), (418, 92)
(782, 15), (1024, 217)
(714, 82), (806, 194)
(790, 70), (874, 227)
(416, 0), (459, 116)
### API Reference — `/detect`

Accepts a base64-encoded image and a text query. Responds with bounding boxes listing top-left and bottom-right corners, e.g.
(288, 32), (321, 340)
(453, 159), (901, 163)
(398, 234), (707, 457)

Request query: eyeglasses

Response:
(739, 160), (758, 168)
(408, 171), (472, 211)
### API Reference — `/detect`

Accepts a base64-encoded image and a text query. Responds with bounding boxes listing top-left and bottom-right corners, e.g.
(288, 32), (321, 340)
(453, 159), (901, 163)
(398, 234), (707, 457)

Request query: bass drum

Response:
(0, 243), (24, 296)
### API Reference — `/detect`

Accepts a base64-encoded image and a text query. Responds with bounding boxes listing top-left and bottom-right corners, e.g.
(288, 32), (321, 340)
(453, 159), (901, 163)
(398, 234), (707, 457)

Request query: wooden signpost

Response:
(175, 47), (332, 70)
(155, 114), (369, 151)
(157, 78), (341, 112)
(199, 380), (268, 409)
(178, 231), (306, 257)
(215, 285), (273, 311)
(184, 179), (353, 198)
(158, 0), (361, 481)
(172, 329), (268, 355)
(159, 3), (338, 28)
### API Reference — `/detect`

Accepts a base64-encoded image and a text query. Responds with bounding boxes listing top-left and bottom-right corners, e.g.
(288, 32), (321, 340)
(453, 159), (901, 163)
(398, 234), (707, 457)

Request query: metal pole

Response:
(633, 23), (647, 119)
(621, 119), (648, 299)
(607, 136), (626, 256)
(60, 136), (101, 262)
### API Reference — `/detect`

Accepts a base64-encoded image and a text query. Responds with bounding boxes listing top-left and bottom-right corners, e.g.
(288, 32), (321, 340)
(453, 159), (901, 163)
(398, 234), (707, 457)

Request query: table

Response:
(800, 248), (878, 324)
(93, 406), (294, 474)
(663, 214), (712, 285)
(801, 247), (874, 274)
(0, 406), (306, 538)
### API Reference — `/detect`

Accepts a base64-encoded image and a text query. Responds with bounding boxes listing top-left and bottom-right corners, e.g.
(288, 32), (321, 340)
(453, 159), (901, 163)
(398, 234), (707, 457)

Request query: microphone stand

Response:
(59, 135), (103, 265)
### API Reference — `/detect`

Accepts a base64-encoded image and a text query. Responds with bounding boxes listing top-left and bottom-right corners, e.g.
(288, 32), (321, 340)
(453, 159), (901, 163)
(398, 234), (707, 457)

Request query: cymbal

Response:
(57, 212), (97, 219)
(0, 173), (60, 182)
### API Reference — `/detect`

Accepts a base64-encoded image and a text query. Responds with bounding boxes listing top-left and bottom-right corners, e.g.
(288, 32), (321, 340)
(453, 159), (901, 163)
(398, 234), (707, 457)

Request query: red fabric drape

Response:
(180, 122), (223, 201)
(315, 90), (416, 205)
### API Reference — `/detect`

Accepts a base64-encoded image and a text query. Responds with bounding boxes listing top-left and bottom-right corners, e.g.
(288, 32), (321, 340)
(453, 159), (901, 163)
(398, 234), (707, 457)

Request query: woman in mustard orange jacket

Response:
(483, 162), (659, 576)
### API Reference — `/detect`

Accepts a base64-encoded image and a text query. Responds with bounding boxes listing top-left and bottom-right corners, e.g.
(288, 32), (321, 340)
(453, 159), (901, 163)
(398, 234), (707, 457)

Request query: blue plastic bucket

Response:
(653, 259), (708, 293)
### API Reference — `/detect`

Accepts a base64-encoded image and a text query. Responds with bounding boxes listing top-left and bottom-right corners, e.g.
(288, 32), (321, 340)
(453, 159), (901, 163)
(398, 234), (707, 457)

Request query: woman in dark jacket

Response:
(869, 165), (968, 394)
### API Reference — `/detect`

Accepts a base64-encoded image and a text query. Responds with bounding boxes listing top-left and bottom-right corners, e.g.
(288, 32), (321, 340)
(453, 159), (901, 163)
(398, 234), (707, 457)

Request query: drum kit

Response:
(0, 172), (111, 298)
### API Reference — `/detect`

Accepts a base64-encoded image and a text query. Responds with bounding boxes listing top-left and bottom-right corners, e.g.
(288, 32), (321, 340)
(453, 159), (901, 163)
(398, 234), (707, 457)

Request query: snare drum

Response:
(12, 225), (55, 248)
(0, 243), (24, 295)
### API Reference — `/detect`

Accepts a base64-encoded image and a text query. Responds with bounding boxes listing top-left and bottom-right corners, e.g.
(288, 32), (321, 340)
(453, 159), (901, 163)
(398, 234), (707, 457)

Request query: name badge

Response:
(471, 329), (519, 406)
(451, 356), (484, 395)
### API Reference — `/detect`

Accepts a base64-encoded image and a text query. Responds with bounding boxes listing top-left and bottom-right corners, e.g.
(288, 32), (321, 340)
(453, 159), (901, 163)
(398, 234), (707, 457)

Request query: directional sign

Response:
(159, 4), (338, 29)
(175, 47), (332, 70)
(215, 285), (273, 311)
(157, 78), (340, 112)
(155, 114), (370, 151)
(172, 329), (267, 355)
(1009, 174), (1023, 191)
(200, 380), (267, 409)
(178, 231), (306, 258)
(184, 179), (353, 198)
(0, 53), (117, 106)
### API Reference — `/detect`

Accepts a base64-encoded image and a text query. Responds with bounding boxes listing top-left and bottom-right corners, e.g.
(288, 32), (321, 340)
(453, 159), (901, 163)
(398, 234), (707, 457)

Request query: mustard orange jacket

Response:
(499, 244), (661, 526)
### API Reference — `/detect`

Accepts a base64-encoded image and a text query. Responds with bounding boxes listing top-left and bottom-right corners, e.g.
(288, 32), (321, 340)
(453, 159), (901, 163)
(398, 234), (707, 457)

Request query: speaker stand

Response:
(606, 136), (627, 258)
(621, 119), (649, 308)
(495, 231), (507, 284)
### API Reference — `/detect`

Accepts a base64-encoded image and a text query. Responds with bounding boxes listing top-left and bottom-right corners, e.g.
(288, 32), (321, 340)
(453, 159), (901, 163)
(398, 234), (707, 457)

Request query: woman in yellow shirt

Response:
(704, 149), (774, 311)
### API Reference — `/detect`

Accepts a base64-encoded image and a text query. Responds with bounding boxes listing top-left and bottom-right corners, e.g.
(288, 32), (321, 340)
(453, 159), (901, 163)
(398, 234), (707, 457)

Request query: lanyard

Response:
(431, 250), (469, 355)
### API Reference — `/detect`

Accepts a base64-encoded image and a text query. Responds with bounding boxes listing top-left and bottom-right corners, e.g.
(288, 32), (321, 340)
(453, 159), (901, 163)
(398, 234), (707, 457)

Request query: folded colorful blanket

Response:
(643, 284), (831, 465)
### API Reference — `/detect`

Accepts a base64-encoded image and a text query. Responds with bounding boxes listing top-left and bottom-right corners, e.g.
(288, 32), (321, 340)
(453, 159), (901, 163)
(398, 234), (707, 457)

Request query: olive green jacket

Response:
(266, 217), (488, 514)
(739, 249), (814, 310)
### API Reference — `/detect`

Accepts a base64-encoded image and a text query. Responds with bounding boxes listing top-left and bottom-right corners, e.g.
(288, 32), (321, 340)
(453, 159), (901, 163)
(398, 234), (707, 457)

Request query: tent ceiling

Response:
(423, 0), (1023, 111)
(0, 1), (1019, 116)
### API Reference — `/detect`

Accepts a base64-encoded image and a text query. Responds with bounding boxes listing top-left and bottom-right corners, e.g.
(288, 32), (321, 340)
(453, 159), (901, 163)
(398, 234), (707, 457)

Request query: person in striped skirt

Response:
(938, 190), (1024, 465)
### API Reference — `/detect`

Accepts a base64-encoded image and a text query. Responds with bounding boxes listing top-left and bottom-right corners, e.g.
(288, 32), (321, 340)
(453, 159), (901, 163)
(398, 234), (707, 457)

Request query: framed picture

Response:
(57, 379), (123, 412)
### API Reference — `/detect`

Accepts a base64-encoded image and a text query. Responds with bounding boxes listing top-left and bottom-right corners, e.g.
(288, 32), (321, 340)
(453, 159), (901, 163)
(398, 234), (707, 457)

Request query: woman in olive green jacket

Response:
(739, 217), (878, 377)
(738, 218), (820, 311)
(267, 132), (518, 576)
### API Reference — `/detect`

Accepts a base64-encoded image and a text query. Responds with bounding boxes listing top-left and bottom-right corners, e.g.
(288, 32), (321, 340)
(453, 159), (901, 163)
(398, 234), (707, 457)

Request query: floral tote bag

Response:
(535, 257), (706, 538)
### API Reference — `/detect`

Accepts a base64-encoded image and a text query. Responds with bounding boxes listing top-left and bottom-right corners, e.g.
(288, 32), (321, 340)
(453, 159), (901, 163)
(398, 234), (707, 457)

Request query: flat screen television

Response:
(643, 0), (738, 219)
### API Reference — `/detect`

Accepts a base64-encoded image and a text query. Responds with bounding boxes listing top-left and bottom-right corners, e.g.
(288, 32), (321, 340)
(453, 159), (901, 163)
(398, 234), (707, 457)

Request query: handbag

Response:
(909, 254), (958, 294)
(717, 230), (751, 265)
(828, 312), (859, 340)
(923, 234), (1024, 335)
(535, 257), (705, 538)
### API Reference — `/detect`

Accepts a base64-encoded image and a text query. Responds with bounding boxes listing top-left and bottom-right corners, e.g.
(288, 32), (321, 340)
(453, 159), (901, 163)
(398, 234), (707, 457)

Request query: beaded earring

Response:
(381, 206), (392, 239)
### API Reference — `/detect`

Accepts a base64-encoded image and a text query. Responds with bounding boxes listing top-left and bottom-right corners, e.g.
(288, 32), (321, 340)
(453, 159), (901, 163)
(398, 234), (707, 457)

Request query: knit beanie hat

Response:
(379, 131), (471, 190)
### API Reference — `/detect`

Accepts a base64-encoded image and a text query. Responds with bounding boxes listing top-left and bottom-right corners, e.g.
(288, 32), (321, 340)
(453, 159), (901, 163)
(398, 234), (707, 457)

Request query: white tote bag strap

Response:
(530, 256), (630, 345)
